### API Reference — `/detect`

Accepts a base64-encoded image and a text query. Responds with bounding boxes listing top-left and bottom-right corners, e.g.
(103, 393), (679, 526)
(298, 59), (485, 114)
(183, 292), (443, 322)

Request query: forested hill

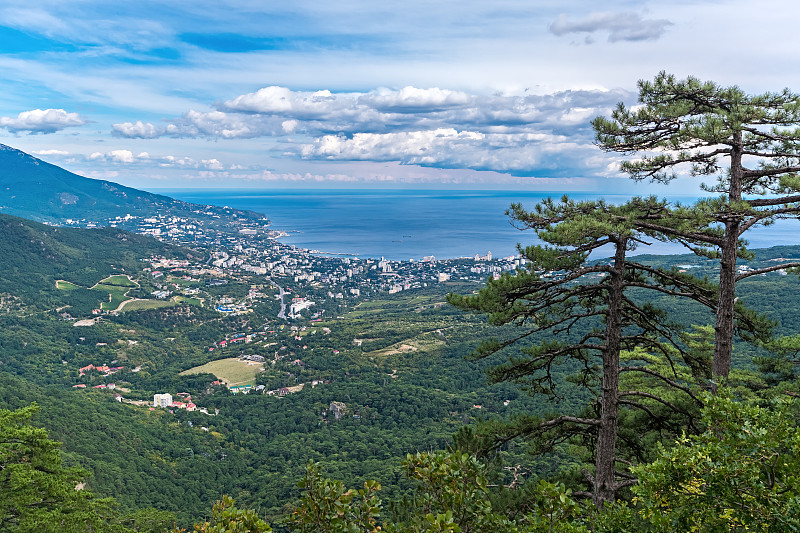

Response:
(0, 213), (199, 310)
(0, 144), (262, 224)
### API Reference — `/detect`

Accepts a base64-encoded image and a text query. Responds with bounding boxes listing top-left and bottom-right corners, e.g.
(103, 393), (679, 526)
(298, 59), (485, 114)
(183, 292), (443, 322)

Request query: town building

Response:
(153, 393), (173, 407)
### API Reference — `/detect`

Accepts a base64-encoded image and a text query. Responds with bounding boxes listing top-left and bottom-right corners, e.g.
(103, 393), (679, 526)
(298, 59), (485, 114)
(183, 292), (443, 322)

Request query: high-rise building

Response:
(153, 393), (173, 408)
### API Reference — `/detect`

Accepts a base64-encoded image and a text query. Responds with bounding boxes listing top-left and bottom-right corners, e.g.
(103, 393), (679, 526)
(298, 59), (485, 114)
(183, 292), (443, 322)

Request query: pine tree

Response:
(449, 196), (713, 507)
(593, 72), (800, 380)
(0, 403), (119, 532)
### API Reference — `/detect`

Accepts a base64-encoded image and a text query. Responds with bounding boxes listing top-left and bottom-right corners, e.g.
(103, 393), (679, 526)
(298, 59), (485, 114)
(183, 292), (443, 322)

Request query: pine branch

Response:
(735, 262), (800, 281)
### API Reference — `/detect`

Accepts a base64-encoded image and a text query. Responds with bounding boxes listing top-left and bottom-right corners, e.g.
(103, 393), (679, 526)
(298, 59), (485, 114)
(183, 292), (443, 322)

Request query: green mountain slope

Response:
(0, 144), (186, 222)
(0, 144), (265, 226)
(0, 212), (198, 311)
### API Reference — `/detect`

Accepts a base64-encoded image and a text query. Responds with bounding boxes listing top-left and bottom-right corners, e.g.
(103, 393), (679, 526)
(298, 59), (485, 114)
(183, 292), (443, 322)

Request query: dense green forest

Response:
(6, 73), (800, 532)
(3, 209), (800, 530)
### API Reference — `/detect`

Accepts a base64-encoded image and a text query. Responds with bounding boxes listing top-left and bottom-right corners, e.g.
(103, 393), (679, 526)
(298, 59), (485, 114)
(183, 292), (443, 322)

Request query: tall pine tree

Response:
(449, 196), (713, 506)
(593, 72), (800, 380)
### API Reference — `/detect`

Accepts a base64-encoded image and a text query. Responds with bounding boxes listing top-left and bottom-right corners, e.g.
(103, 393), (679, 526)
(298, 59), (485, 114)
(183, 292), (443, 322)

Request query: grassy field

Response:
(363, 330), (446, 359)
(348, 294), (446, 318)
(56, 280), (81, 291)
(95, 285), (132, 310)
(88, 275), (140, 310)
(119, 299), (175, 312)
(97, 275), (138, 287)
(180, 357), (264, 386)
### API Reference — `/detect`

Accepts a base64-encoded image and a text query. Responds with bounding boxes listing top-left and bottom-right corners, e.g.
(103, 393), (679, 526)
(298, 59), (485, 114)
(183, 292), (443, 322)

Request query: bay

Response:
(153, 189), (800, 261)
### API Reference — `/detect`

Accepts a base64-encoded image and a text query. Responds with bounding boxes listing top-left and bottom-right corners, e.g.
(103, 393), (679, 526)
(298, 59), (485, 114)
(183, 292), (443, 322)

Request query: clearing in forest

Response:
(56, 280), (80, 291)
(119, 299), (175, 312)
(363, 331), (445, 358)
(180, 357), (265, 387)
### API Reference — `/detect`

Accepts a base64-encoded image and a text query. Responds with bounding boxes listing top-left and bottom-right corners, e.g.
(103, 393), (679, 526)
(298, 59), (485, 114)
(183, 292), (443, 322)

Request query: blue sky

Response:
(0, 0), (797, 193)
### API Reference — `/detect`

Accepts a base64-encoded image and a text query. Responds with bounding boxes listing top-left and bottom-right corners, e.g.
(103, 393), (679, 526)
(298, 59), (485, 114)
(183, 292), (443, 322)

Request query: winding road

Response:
(268, 277), (287, 319)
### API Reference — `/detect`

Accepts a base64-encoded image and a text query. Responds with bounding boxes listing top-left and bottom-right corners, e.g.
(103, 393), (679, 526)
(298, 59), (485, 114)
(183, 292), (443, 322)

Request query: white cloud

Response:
(221, 86), (348, 118)
(357, 86), (470, 112)
(549, 12), (673, 42)
(201, 158), (224, 170)
(108, 149), (135, 163)
(0, 108), (86, 134)
(117, 86), (625, 136)
(160, 155), (196, 167)
(298, 128), (590, 174)
(112, 121), (161, 139)
(108, 84), (631, 175)
(163, 109), (286, 139)
(282, 119), (299, 134)
(32, 149), (70, 156)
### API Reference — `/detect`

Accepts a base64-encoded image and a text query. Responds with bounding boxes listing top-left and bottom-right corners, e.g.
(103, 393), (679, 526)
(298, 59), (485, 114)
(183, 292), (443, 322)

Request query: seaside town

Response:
(71, 207), (527, 317)
(62, 205), (528, 411)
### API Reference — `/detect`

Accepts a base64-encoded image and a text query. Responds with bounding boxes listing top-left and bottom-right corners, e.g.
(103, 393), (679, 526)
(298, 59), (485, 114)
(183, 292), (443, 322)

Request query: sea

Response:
(154, 189), (800, 261)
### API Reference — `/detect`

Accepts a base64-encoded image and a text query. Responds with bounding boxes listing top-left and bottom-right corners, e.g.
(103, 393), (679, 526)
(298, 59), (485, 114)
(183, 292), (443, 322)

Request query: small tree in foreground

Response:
(633, 391), (800, 532)
(173, 496), (272, 533)
(286, 461), (382, 533)
(288, 452), (586, 533)
(0, 403), (120, 532)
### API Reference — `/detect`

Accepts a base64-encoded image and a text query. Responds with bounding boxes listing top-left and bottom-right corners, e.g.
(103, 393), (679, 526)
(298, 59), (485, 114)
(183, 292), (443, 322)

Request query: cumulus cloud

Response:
(162, 109), (288, 139)
(221, 86), (345, 118)
(201, 158), (224, 170)
(115, 86), (625, 138)
(357, 87), (470, 113)
(32, 149), (70, 156)
(84, 149), (215, 169)
(111, 85), (631, 175)
(298, 128), (591, 174)
(0, 109), (86, 134)
(108, 149), (135, 163)
(549, 12), (673, 42)
(112, 120), (162, 139)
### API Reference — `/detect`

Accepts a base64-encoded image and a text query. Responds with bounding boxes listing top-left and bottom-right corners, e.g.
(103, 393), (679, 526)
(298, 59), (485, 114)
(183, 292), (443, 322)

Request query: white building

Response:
(153, 393), (173, 408)
(289, 299), (315, 317)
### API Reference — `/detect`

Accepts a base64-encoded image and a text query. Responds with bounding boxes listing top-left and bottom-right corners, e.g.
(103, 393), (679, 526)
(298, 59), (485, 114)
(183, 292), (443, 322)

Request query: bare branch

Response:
(736, 262), (800, 281)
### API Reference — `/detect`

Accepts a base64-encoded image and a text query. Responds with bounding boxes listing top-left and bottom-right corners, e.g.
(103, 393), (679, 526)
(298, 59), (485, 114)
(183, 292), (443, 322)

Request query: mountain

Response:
(0, 144), (262, 224)
(0, 212), (197, 311)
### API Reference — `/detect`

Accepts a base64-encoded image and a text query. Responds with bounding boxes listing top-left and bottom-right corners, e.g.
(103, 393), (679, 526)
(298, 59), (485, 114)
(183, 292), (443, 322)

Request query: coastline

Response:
(151, 188), (800, 262)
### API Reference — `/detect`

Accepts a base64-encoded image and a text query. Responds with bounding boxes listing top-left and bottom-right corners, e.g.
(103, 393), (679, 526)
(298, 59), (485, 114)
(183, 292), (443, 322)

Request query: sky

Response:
(0, 0), (798, 194)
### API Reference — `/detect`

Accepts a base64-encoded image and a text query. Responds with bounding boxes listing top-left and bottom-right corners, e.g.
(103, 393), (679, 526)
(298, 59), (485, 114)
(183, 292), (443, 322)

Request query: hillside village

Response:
(78, 208), (526, 319)
(54, 206), (536, 415)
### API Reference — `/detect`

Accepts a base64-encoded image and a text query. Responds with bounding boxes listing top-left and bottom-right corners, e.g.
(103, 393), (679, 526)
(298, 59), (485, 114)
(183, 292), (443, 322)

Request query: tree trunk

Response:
(594, 238), (625, 507)
(713, 220), (737, 379)
(713, 131), (743, 380)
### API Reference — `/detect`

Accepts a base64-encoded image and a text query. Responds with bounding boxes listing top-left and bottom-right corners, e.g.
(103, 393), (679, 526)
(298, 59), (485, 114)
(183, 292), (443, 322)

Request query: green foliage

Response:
(592, 72), (800, 189)
(288, 451), (588, 533)
(396, 451), (503, 532)
(633, 392), (800, 532)
(287, 461), (382, 533)
(177, 496), (272, 533)
(0, 403), (118, 532)
(0, 213), (190, 312)
(594, 71), (800, 379)
(448, 196), (720, 505)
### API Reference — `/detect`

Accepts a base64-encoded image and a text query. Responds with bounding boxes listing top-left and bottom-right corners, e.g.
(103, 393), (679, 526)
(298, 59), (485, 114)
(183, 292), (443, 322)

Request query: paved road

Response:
(268, 277), (287, 319)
